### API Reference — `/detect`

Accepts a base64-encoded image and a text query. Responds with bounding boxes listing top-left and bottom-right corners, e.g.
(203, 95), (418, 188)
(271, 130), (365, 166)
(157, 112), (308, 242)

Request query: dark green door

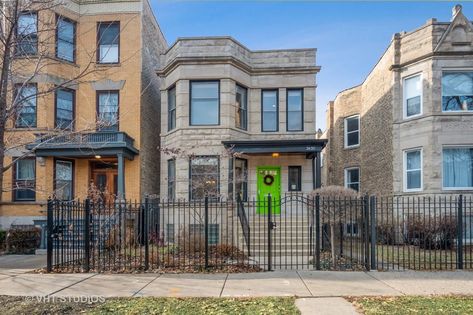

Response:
(257, 166), (281, 214)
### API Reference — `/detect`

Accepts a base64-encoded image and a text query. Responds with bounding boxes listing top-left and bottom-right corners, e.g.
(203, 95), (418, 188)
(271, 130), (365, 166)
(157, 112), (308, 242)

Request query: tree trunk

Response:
(330, 223), (336, 267)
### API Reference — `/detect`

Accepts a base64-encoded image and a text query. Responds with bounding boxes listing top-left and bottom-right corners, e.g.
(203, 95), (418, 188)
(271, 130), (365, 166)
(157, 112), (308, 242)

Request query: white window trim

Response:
(344, 115), (360, 149)
(344, 167), (360, 191)
(441, 69), (473, 113)
(402, 73), (423, 119)
(441, 145), (473, 191)
(403, 148), (423, 192)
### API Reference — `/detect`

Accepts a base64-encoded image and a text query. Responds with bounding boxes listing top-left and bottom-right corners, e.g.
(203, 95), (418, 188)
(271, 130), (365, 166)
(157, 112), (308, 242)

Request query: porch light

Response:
(272, 153), (279, 158)
(95, 155), (101, 159)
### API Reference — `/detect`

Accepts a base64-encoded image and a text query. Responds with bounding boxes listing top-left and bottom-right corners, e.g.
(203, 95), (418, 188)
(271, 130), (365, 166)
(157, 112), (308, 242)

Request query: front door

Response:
(90, 161), (118, 203)
(257, 166), (281, 214)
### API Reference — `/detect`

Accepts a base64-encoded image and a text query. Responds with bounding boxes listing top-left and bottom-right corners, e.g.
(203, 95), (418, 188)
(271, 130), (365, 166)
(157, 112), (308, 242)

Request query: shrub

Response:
(404, 216), (456, 250)
(377, 222), (397, 245)
(211, 244), (247, 260)
(5, 226), (41, 254)
(0, 230), (6, 251)
(178, 228), (205, 255)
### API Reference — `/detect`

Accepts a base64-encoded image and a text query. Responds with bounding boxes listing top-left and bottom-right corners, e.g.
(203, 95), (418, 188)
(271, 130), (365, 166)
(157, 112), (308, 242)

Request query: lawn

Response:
(351, 296), (473, 315)
(0, 296), (299, 315)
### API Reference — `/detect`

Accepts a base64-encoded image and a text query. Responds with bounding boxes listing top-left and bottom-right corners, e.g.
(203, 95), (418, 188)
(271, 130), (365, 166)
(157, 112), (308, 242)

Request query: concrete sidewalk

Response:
(0, 269), (472, 298)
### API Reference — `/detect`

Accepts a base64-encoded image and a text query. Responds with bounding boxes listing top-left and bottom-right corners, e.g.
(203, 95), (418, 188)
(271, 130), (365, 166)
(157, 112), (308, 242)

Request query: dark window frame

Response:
(288, 166), (302, 191)
(15, 11), (38, 56)
(54, 87), (75, 130)
(96, 21), (120, 64)
(55, 14), (76, 63)
(235, 83), (248, 130)
(54, 158), (75, 201)
(286, 88), (304, 132)
(261, 89), (279, 132)
(96, 90), (119, 131)
(189, 155), (220, 201)
(168, 85), (176, 131)
(167, 159), (176, 199)
(12, 157), (36, 201)
(14, 83), (37, 128)
(189, 80), (220, 126)
(344, 167), (360, 192)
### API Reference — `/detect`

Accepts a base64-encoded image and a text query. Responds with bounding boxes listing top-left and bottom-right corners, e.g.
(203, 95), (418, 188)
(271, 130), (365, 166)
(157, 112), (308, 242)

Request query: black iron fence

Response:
(46, 194), (473, 273)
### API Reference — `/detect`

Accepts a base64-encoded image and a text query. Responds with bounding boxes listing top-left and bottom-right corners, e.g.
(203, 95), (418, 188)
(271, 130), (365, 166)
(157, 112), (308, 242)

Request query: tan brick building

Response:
(158, 37), (326, 202)
(0, 0), (167, 229)
(323, 5), (473, 196)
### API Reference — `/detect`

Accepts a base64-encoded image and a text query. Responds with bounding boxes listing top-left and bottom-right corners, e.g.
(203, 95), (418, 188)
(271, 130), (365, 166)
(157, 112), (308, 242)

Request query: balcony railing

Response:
(26, 131), (138, 155)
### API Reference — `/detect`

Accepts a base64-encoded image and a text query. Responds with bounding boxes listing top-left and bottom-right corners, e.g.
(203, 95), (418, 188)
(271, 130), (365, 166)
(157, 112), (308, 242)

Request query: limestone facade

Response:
(158, 37), (321, 199)
(323, 5), (473, 196)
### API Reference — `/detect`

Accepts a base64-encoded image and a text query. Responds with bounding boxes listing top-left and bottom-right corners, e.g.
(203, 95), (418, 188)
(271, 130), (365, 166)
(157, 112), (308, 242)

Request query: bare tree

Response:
(0, 0), (140, 199)
(310, 185), (360, 267)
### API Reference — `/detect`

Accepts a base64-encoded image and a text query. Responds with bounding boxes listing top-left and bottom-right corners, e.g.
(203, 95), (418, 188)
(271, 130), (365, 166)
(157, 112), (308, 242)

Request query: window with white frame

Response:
(190, 81), (219, 125)
(344, 167), (360, 191)
(344, 115), (360, 148)
(442, 72), (473, 111)
(443, 147), (473, 189)
(404, 149), (422, 191)
(403, 74), (422, 117)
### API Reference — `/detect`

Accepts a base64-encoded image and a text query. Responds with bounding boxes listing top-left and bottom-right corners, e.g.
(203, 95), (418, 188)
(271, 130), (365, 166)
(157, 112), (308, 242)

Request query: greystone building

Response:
(322, 5), (473, 196)
(157, 37), (326, 202)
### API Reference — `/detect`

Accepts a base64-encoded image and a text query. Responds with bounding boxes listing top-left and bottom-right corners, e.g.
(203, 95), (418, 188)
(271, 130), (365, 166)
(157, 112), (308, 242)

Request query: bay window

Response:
(97, 22), (120, 63)
(55, 160), (73, 200)
(443, 147), (473, 189)
(97, 91), (119, 131)
(168, 159), (176, 199)
(403, 74), (422, 117)
(55, 88), (74, 129)
(17, 12), (37, 55)
(15, 84), (37, 128)
(442, 72), (473, 111)
(189, 156), (219, 200)
(235, 85), (247, 130)
(56, 16), (75, 62)
(287, 89), (303, 131)
(168, 86), (176, 131)
(14, 158), (36, 201)
(262, 90), (278, 132)
(190, 81), (219, 125)
(404, 149), (422, 191)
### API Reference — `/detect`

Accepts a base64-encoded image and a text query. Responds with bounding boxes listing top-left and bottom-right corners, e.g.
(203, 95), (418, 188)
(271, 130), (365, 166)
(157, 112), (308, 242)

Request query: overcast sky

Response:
(151, 1), (473, 130)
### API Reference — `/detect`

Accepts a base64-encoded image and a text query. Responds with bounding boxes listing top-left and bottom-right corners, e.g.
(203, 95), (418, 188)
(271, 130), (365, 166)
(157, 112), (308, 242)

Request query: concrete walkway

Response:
(0, 269), (473, 298)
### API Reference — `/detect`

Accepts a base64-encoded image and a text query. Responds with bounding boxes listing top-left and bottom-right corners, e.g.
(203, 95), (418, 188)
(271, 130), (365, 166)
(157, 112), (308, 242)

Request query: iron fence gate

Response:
(46, 194), (472, 273)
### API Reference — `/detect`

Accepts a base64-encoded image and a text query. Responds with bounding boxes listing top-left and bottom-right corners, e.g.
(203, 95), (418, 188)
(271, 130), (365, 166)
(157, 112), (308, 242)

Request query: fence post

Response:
(363, 195), (370, 271)
(46, 198), (53, 273)
(267, 194), (273, 271)
(370, 195), (377, 271)
(144, 196), (150, 270)
(315, 194), (321, 270)
(204, 196), (209, 269)
(84, 198), (91, 273)
(457, 195), (464, 270)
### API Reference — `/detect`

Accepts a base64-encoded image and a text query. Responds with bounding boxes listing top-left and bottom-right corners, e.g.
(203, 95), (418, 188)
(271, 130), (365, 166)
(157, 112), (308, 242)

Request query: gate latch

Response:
(269, 222), (277, 230)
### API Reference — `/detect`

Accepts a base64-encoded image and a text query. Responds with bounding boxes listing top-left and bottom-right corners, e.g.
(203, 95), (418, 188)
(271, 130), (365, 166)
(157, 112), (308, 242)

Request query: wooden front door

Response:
(90, 161), (118, 203)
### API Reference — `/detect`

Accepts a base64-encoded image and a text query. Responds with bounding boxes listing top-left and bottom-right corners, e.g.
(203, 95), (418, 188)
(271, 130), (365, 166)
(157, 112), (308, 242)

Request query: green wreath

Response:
(263, 174), (274, 186)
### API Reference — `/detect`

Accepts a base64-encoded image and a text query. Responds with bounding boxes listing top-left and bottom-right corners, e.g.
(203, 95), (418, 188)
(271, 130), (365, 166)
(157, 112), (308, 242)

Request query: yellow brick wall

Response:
(1, 6), (145, 219)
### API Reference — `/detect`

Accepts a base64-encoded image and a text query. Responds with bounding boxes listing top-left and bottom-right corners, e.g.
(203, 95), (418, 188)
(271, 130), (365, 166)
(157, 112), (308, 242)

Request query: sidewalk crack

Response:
(132, 274), (162, 297)
(364, 272), (405, 296)
(219, 273), (229, 297)
(296, 270), (313, 297)
(48, 273), (98, 296)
